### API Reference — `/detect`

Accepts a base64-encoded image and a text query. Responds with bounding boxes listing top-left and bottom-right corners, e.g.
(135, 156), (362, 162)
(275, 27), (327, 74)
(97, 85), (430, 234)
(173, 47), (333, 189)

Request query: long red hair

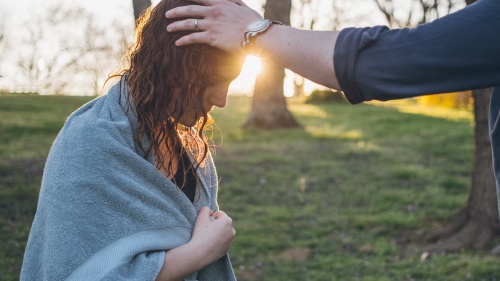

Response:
(110, 0), (237, 186)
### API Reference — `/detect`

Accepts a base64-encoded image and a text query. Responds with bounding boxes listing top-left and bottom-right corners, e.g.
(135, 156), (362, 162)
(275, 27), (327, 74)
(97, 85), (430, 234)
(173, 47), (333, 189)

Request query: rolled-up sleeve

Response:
(334, 0), (500, 104)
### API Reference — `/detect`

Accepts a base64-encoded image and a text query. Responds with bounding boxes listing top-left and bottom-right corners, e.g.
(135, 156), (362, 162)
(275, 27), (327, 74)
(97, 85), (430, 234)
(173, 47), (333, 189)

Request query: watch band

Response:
(241, 20), (284, 54)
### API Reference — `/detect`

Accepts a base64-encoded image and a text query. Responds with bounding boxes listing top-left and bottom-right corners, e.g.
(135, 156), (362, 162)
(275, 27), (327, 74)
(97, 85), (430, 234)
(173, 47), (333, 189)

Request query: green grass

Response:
(1, 94), (498, 281)
(0, 94), (93, 280)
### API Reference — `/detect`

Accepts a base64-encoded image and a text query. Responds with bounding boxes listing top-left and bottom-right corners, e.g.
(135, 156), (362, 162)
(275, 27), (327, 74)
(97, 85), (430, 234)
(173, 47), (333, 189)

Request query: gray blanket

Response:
(20, 82), (236, 280)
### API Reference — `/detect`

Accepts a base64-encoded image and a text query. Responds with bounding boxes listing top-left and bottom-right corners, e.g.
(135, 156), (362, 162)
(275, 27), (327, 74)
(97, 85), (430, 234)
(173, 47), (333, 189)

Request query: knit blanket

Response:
(20, 82), (236, 281)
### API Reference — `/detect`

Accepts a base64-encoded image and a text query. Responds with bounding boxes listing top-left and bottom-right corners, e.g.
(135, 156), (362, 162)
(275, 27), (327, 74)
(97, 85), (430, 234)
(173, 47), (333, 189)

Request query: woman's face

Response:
(204, 63), (243, 110)
(176, 62), (243, 126)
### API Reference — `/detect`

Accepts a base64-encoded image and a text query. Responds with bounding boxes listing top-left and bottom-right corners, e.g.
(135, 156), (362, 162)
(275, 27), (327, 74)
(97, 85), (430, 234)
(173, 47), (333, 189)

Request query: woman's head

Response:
(129, 0), (244, 122)
(119, 0), (244, 178)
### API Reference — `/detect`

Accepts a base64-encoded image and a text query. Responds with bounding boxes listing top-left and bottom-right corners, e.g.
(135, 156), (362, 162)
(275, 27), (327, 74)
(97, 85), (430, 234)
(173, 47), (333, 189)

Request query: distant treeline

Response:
(305, 89), (473, 110)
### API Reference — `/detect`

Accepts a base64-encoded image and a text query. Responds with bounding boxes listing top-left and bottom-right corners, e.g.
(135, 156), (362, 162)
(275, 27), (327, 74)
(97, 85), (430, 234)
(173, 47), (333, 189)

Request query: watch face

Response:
(247, 20), (270, 32)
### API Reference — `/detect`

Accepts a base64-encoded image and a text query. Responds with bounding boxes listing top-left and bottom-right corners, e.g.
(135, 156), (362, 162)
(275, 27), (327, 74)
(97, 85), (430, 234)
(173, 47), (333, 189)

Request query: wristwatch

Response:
(241, 19), (284, 54)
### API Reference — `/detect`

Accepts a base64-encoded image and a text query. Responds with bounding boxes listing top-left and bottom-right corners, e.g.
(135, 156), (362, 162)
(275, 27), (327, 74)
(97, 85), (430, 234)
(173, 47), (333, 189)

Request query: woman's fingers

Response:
(167, 18), (204, 32)
(174, 32), (210, 46)
(164, 0), (246, 17)
(213, 210), (235, 237)
(165, 5), (209, 19)
(227, 0), (248, 7)
(195, 206), (213, 224)
(213, 210), (226, 219)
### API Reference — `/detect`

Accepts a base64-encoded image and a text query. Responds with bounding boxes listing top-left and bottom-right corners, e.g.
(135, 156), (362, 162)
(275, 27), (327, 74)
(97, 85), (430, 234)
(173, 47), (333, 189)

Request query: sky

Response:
(0, 0), (387, 95)
(2, 0), (131, 26)
(0, 0), (269, 95)
(1, 0), (264, 36)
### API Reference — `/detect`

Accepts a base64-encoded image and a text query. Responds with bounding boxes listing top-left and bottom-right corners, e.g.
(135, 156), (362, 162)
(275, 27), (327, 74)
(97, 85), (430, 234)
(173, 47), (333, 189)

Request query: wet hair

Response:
(110, 0), (240, 189)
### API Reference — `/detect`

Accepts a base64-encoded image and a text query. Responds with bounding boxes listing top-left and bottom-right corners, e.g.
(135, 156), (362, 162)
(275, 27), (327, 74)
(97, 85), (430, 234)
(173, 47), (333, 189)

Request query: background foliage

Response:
(417, 91), (473, 110)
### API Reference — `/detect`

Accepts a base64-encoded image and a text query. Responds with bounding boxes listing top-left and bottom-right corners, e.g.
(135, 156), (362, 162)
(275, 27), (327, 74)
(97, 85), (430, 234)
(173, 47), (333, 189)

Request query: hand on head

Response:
(165, 0), (262, 54)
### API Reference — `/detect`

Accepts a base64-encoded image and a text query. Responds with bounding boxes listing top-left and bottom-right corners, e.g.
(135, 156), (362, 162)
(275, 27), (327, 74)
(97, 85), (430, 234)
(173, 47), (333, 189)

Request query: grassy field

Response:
(0, 94), (498, 280)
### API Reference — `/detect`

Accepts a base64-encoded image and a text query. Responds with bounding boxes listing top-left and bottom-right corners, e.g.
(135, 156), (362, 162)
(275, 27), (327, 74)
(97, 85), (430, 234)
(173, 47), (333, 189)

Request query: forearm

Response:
(254, 26), (340, 90)
(156, 243), (204, 281)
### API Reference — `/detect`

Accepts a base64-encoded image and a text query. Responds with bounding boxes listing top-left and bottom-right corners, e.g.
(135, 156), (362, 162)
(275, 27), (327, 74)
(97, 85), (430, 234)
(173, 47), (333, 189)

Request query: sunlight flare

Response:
(229, 55), (262, 95)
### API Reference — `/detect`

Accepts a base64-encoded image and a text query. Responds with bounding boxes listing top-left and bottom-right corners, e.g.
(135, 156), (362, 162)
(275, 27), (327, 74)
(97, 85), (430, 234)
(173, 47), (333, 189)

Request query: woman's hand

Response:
(156, 207), (235, 281)
(165, 0), (262, 54)
(189, 206), (236, 267)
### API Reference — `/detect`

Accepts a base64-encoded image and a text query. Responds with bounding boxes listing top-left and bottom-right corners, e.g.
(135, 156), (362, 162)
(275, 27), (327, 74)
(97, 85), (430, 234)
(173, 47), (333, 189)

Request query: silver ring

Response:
(194, 18), (200, 31)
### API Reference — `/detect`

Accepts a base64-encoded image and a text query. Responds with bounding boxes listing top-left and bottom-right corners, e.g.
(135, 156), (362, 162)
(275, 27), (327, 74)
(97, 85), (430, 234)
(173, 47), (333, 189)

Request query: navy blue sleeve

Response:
(334, 0), (500, 104)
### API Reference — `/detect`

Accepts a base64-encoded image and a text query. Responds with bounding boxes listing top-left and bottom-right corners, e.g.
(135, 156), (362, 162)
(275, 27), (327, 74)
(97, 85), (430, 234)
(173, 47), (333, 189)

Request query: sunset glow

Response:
(229, 55), (262, 95)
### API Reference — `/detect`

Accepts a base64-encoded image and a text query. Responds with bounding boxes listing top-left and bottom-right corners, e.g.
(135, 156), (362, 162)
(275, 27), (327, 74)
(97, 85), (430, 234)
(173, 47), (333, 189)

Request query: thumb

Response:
(196, 206), (213, 222)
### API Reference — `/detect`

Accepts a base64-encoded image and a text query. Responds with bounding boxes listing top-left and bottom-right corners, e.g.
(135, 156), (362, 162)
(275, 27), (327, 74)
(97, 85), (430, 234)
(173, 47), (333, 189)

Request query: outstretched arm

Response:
(165, 0), (341, 89)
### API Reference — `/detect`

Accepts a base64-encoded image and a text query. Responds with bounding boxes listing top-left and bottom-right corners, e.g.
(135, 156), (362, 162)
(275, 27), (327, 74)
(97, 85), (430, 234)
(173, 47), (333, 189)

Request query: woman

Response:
(21, 1), (244, 280)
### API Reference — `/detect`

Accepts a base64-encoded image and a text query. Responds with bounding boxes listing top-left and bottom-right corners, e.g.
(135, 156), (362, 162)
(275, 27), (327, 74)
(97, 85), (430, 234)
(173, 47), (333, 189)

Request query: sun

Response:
(242, 55), (263, 75)
(229, 55), (262, 95)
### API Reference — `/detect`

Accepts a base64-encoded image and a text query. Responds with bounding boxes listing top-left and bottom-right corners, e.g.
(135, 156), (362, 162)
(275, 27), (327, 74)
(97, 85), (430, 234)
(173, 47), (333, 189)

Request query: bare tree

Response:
(0, 20), (5, 71)
(290, 0), (355, 97)
(78, 16), (120, 95)
(133, 0), (152, 22)
(290, 0), (323, 97)
(425, 88), (499, 252)
(0, 15), (4, 44)
(292, 0), (352, 30)
(0, 7), (8, 80)
(244, 0), (300, 129)
(373, 0), (464, 27)
(15, 4), (127, 95)
(373, 0), (499, 251)
(16, 19), (49, 93)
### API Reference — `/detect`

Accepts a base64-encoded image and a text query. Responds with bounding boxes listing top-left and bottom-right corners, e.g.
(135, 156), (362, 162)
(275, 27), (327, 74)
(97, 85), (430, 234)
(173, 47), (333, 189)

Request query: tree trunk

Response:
(293, 75), (305, 98)
(424, 88), (500, 252)
(243, 0), (300, 130)
(132, 0), (152, 21)
(422, 0), (500, 253)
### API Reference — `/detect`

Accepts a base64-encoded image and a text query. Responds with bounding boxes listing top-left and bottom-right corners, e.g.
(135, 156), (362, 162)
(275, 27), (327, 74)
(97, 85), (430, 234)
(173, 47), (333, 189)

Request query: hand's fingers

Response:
(165, 0), (249, 19)
(167, 19), (205, 32)
(227, 0), (248, 7)
(165, 5), (209, 19)
(197, 206), (212, 219)
(213, 210), (227, 219)
(181, 0), (212, 5)
(174, 32), (213, 47)
(214, 211), (233, 228)
(182, 0), (246, 7)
